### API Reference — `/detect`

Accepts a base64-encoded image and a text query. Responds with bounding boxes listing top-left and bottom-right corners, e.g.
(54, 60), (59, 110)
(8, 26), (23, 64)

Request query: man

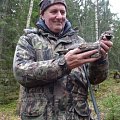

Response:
(13, 0), (113, 119)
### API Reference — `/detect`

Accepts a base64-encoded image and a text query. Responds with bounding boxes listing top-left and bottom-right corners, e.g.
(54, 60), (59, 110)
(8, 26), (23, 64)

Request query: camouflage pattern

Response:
(13, 27), (109, 120)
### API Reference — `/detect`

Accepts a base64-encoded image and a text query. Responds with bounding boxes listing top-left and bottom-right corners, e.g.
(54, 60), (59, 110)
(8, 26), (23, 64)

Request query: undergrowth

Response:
(0, 75), (120, 120)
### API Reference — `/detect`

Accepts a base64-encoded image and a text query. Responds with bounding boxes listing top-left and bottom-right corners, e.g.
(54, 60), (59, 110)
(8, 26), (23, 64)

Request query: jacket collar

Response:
(36, 18), (75, 38)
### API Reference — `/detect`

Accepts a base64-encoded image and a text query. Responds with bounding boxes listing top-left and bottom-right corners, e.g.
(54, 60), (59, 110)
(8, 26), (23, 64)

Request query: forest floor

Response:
(0, 73), (120, 120)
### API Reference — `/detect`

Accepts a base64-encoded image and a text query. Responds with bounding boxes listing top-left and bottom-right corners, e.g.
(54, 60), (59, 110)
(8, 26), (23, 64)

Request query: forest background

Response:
(0, 0), (120, 119)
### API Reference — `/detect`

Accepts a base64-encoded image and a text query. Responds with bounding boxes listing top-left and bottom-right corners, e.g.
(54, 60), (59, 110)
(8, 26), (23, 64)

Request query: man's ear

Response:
(41, 14), (44, 20)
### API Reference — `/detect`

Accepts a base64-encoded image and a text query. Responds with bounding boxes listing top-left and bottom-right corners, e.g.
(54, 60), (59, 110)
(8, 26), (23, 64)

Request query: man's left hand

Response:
(100, 39), (113, 58)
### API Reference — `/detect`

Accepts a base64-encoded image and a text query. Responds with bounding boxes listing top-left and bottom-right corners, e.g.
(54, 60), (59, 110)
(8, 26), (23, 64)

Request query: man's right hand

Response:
(64, 48), (100, 70)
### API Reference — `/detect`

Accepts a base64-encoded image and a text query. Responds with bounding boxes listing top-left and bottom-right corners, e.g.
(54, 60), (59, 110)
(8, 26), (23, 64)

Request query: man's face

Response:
(41, 3), (66, 33)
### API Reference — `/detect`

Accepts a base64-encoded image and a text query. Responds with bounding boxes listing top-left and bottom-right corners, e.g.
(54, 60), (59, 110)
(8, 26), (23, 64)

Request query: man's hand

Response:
(65, 48), (100, 70)
(100, 39), (113, 58)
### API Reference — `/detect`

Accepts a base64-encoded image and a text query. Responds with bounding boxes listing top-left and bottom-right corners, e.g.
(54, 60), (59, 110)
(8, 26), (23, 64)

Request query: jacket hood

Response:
(36, 18), (75, 38)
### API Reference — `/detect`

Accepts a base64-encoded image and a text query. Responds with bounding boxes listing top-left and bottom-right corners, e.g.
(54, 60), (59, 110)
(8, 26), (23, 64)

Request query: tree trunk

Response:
(95, 0), (99, 41)
(26, 0), (34, 28)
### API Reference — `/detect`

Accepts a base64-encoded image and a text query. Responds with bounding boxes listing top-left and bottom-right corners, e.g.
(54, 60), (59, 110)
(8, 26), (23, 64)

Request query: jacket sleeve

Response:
(13, 34), (70, 88)
(88, 57), (109, 85)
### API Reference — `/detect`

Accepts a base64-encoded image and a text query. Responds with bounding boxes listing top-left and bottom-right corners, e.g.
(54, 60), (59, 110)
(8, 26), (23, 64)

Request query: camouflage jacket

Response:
(13, 20), (109, 119)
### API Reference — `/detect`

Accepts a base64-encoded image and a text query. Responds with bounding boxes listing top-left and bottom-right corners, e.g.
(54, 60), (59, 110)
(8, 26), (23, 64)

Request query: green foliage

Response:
(0, 0), (29, 104)
(0, 100), (18, 112)
(31, 0), (40, 27)
(0, 70), (19, 104)
(88, 71), (120, 119)
(66, 0), (80, 28)
(66, 0), (114, 42)
(101, 93), (120, 120)
(109, 20), (120, 71)
(0, 100), (19, 120)
(0, 21), (7, 27)
(94, 75), (120, 120)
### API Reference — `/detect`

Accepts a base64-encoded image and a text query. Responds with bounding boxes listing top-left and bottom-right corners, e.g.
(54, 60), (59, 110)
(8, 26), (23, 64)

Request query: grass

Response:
(0, 100), (20, 120)
(89, 75), (120, 120)
(0, 75), (120, 120)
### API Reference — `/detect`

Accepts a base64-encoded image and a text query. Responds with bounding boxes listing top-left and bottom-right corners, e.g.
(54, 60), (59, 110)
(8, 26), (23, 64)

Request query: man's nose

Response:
(56, 11), (62, 18)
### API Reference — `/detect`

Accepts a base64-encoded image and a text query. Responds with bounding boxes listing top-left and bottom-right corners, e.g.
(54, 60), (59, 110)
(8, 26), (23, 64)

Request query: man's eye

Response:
(60, 11), (65, 15)
(51, 10), (57, 14)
